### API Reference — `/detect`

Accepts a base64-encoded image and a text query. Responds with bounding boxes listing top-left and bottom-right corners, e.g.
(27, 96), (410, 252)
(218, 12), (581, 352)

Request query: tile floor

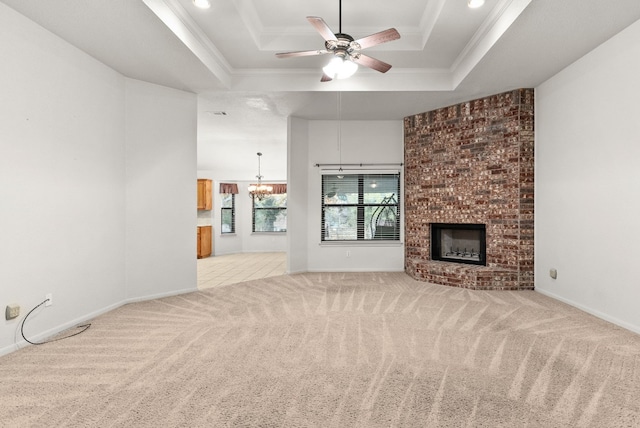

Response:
(197, 252), (287, 290)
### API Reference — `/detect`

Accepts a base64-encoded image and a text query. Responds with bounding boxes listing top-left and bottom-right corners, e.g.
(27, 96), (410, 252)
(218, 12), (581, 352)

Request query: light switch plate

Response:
(549, 268), (558, 279)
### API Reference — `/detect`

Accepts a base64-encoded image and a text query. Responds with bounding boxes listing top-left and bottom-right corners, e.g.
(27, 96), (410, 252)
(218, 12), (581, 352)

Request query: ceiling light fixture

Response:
(323, 53), (358, 80)
(193, 0), (211, 9)
(275, 0), (400, 82)
(321, 2), (358, 80)
(468, 0), (485, 8)
(248, 152), (273, 200)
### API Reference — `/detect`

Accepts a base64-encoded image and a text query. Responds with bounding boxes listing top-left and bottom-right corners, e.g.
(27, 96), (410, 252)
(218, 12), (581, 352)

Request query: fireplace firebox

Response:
(431, 223), (486, 266)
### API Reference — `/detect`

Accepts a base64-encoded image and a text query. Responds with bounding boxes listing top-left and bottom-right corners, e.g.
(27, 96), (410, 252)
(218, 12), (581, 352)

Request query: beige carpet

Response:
(1, 272), (640, 427)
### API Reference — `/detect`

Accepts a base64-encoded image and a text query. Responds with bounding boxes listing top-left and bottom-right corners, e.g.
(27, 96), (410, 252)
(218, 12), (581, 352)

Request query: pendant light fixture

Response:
(248, 152), (273, 200)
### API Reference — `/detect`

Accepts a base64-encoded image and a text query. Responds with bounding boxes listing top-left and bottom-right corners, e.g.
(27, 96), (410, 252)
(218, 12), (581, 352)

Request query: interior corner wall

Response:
(125, 79), (197, 301)
(535, 19), (640, 333)
(287, 117), (309, 274)
(0, 3), (127, 355)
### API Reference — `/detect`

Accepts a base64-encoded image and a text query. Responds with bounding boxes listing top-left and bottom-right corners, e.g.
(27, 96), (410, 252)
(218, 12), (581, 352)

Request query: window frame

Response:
(220, 193), (236, 234)
(321, 172), (401, 242)
(251, 193), (287, 233)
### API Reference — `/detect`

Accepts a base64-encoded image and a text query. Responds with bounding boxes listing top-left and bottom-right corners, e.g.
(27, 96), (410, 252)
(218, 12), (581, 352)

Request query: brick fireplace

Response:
(404, 89), (534, 290)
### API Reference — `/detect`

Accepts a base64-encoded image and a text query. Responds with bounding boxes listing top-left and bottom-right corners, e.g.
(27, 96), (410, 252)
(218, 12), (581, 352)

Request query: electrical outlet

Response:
(5, 304), (20, 320)
(45, 293), (53, 307)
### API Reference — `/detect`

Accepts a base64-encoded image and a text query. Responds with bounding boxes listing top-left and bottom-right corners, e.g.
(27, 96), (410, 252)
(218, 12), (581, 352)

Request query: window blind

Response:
(221, 194), (235, 233)
(321, 173), (400, 241)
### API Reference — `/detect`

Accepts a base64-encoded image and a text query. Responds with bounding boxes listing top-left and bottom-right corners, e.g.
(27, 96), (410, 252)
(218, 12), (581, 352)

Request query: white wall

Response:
(0, 4), (197, 355)
(536, 19), (640, 333)
(288, 119), (405, 272)
(0, 4), (126, 354)
(124, 79), (197, 300)
(287, 117), (309, 274)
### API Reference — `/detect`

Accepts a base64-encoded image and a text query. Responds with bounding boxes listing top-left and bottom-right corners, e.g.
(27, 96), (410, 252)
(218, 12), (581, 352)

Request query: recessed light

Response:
(468, 0), (485, 8)
(193, 0), (211, 9)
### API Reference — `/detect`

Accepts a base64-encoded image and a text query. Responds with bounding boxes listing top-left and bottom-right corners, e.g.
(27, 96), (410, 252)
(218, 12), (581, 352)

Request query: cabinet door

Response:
(198, 226), (212, 258)
(197, 179), (212, 210)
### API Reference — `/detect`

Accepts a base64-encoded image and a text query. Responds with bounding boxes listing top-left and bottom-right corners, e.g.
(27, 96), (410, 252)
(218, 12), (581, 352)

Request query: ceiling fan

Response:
(275, 0), (400, 82)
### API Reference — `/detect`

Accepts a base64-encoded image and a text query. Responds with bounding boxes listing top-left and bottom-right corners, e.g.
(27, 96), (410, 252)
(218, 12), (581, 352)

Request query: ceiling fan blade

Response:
(307, 16), (337, 42)
(351, 54), (392, 73)
(353, 28), (400, 50)
(276, 49), (330, 58)
(321, 73), (333, 82)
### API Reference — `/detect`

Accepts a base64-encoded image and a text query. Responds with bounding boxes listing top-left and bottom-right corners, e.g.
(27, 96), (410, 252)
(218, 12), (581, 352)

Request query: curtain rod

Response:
(314, 163), (404, 168)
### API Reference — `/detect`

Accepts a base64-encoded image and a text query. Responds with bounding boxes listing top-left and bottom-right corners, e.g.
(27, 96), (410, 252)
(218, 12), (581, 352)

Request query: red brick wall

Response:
(404, 89), (534, 290)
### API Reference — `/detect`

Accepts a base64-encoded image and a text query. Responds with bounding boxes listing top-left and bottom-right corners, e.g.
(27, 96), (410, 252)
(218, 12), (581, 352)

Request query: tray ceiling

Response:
(3, 0), (640, 177)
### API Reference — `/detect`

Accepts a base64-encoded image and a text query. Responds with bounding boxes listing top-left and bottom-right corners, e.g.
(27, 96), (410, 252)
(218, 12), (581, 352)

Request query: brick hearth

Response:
(404, 89), (534, 290)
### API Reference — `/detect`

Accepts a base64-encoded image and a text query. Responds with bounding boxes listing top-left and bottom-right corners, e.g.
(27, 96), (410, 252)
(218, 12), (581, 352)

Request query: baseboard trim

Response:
(125, 286), (197, 304)
(0, 301), (123, 357)
(536, 288), (640, 335)
(1, 287), (198, 358)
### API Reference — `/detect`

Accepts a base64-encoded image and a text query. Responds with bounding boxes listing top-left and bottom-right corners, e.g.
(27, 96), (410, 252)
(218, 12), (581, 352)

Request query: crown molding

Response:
(142, 0), (530, 93)
(230, 68), (453, 92)
(418, 0), (447, 48)
(142, 0), (233, 88)
(451, 0), (533, 87)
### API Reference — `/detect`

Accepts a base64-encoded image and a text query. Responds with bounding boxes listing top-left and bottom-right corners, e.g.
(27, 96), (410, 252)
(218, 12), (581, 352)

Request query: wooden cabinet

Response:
(197, 179), (212, 258)
(197, 179), (212, 210)
(197, 225), (212, 258)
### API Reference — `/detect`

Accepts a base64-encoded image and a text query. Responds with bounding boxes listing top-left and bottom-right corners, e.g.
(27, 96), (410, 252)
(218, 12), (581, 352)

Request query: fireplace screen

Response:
(431, 223), (486, 265)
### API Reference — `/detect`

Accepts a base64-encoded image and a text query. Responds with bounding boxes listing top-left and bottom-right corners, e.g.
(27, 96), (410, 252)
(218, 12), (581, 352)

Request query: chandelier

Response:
(248, 152), (273, 200)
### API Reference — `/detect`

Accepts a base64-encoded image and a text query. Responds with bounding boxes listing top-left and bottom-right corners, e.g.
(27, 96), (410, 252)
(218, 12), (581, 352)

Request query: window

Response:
(322, 173), (400, 241)
(252, 194), (287, 232)
(221, 194), (235, 233)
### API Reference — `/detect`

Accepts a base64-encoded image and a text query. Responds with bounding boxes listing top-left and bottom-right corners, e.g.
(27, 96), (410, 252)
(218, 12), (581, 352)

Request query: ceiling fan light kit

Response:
(468, 0), (485, 8)
(192, 0), (211, 9)
(323, 55), (358, 80)
(275, 0), (400, 82)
